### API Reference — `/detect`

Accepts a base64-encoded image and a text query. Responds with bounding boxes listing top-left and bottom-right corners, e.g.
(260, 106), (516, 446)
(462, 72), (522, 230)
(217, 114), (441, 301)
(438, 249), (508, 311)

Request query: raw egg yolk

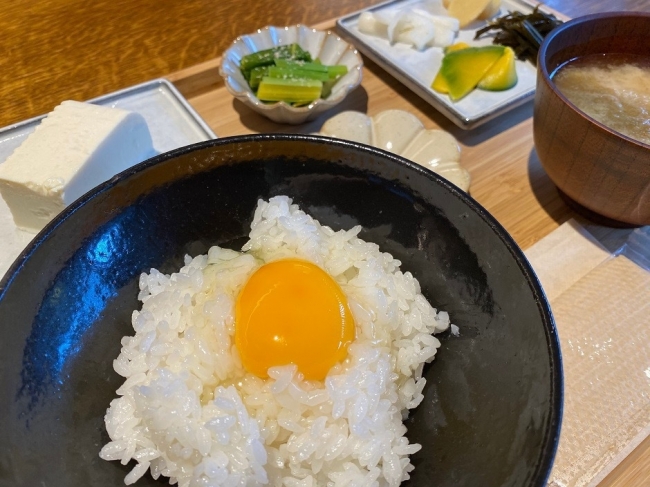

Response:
(235, 258), (355, 381)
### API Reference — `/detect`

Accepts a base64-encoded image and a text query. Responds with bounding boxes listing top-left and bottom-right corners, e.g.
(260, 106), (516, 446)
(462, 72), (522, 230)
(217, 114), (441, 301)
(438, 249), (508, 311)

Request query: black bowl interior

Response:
(0, 135), (562, 486)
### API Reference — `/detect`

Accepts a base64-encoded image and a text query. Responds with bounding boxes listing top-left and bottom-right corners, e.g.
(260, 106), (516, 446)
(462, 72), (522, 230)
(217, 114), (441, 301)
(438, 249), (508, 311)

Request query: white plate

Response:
(337, 0), (542, 129)
(318, 109), (470, 191)
(0, 79), (217, 280)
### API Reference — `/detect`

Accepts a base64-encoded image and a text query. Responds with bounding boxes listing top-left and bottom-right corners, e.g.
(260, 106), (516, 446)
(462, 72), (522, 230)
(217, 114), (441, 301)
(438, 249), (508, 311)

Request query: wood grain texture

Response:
(1, 0), (649, 485)
(0, 0), (379, 127)
(0, 0), (646, 128)
(601, 434), (650, 487)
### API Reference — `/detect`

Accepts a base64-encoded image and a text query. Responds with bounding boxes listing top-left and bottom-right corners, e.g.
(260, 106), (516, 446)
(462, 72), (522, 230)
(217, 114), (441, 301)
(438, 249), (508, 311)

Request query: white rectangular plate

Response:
(337, 0), (540, 129)
(0, 78), (217, 280)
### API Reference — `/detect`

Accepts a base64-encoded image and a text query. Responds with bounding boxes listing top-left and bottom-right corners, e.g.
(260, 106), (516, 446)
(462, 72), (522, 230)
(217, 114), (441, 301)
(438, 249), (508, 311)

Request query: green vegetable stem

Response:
(256, 77), (323, 103)
(239, 44), (349, 105)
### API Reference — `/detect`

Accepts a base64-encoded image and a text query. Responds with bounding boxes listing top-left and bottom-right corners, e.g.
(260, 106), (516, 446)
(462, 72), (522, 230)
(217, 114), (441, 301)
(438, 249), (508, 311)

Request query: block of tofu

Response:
(0, 100), (154, 232)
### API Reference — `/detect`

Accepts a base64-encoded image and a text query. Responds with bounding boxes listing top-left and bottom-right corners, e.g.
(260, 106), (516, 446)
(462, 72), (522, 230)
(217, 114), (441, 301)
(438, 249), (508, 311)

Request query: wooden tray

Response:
(168, 21), (567, 252)
(165, 19), (650, 487)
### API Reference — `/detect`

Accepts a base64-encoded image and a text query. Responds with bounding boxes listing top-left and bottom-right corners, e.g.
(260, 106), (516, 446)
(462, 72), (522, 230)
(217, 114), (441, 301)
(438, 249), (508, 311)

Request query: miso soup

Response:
(551, 53), (650, 146)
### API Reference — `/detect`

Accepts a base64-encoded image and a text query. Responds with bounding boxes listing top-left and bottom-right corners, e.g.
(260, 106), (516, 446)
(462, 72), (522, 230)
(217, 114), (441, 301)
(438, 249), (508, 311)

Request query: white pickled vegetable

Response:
(430, 25), (456, 47)
(358, 11), (389, 38)
(388, 12), (436, 50)
(356, 8), (458, 50)
(412, 8), (460, 31)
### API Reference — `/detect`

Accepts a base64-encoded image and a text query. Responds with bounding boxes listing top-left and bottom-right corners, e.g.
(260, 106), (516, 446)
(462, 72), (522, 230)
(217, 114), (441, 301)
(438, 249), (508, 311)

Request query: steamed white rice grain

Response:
(100, 195), (451, 486)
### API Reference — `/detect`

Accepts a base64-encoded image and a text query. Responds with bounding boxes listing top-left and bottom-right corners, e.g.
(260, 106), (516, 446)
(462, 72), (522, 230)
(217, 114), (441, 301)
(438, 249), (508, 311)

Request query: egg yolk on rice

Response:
(235, 258), (355, 381)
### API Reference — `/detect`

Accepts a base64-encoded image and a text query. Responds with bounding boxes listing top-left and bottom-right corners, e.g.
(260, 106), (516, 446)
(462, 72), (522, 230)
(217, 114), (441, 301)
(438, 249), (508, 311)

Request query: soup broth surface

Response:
(552, 53), (650, 146)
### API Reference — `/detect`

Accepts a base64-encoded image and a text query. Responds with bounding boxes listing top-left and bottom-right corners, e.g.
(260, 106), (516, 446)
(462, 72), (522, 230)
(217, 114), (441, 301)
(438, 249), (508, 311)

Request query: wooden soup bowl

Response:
(534, 12), (650, 226)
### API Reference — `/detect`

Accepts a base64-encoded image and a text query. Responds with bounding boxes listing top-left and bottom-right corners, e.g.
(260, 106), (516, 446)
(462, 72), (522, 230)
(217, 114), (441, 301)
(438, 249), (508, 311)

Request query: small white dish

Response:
(318, 109), (471, 191)
(219, 25), (363, 124)
(337, 0), (543, 130)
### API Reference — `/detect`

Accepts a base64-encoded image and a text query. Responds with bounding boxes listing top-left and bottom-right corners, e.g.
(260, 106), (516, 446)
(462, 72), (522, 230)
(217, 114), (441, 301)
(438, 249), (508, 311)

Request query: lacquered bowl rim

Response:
(0, 134), (563, 486)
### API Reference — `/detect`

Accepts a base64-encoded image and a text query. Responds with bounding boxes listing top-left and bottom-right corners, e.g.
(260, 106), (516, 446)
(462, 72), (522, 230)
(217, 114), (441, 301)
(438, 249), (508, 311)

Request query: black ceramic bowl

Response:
(0, 135), (562, 486)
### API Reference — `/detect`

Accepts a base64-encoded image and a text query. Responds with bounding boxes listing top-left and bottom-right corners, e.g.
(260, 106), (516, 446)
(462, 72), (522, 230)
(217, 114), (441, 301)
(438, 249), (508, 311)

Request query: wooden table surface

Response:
(2, 0), (649, 486)
(0, 0), (648, 128)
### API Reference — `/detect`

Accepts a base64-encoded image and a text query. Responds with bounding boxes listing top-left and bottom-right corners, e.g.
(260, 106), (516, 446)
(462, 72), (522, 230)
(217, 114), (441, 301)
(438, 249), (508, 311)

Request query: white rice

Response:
(100, 195), (451, 487)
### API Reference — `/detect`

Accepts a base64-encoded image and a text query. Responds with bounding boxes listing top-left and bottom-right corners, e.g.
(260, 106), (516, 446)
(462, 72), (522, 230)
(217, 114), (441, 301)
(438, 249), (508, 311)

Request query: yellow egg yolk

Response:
(235, 258), (355, 381)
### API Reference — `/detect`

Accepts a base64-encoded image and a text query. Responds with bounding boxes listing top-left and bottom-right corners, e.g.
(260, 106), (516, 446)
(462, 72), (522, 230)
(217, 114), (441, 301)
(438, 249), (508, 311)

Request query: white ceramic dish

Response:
(219, 25), (363, 124)
(0, 79), (217, 280)
(318, 109), (470, 191)
(337, 0), (545, 130)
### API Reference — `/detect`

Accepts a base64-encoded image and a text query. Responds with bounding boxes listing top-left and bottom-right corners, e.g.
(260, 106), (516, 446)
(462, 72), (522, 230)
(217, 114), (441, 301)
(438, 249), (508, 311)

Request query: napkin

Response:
(525, 220), (650, 487)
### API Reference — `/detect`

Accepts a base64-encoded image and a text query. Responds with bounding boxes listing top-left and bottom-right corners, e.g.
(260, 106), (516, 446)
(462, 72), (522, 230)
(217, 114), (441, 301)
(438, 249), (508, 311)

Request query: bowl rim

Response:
(538, 11), (650, 150)
(218, 24), (364, 114)
(0, 134), (563, 486)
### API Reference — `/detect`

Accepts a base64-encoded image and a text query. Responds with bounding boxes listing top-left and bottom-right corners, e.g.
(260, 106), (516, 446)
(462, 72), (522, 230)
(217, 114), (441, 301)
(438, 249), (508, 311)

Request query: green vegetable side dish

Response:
(239, 43), (349, 105)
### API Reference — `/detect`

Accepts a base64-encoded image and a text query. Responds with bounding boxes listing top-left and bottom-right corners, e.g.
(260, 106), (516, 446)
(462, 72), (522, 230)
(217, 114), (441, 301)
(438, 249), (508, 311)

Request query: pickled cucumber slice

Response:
(256, 77), (323, 103)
